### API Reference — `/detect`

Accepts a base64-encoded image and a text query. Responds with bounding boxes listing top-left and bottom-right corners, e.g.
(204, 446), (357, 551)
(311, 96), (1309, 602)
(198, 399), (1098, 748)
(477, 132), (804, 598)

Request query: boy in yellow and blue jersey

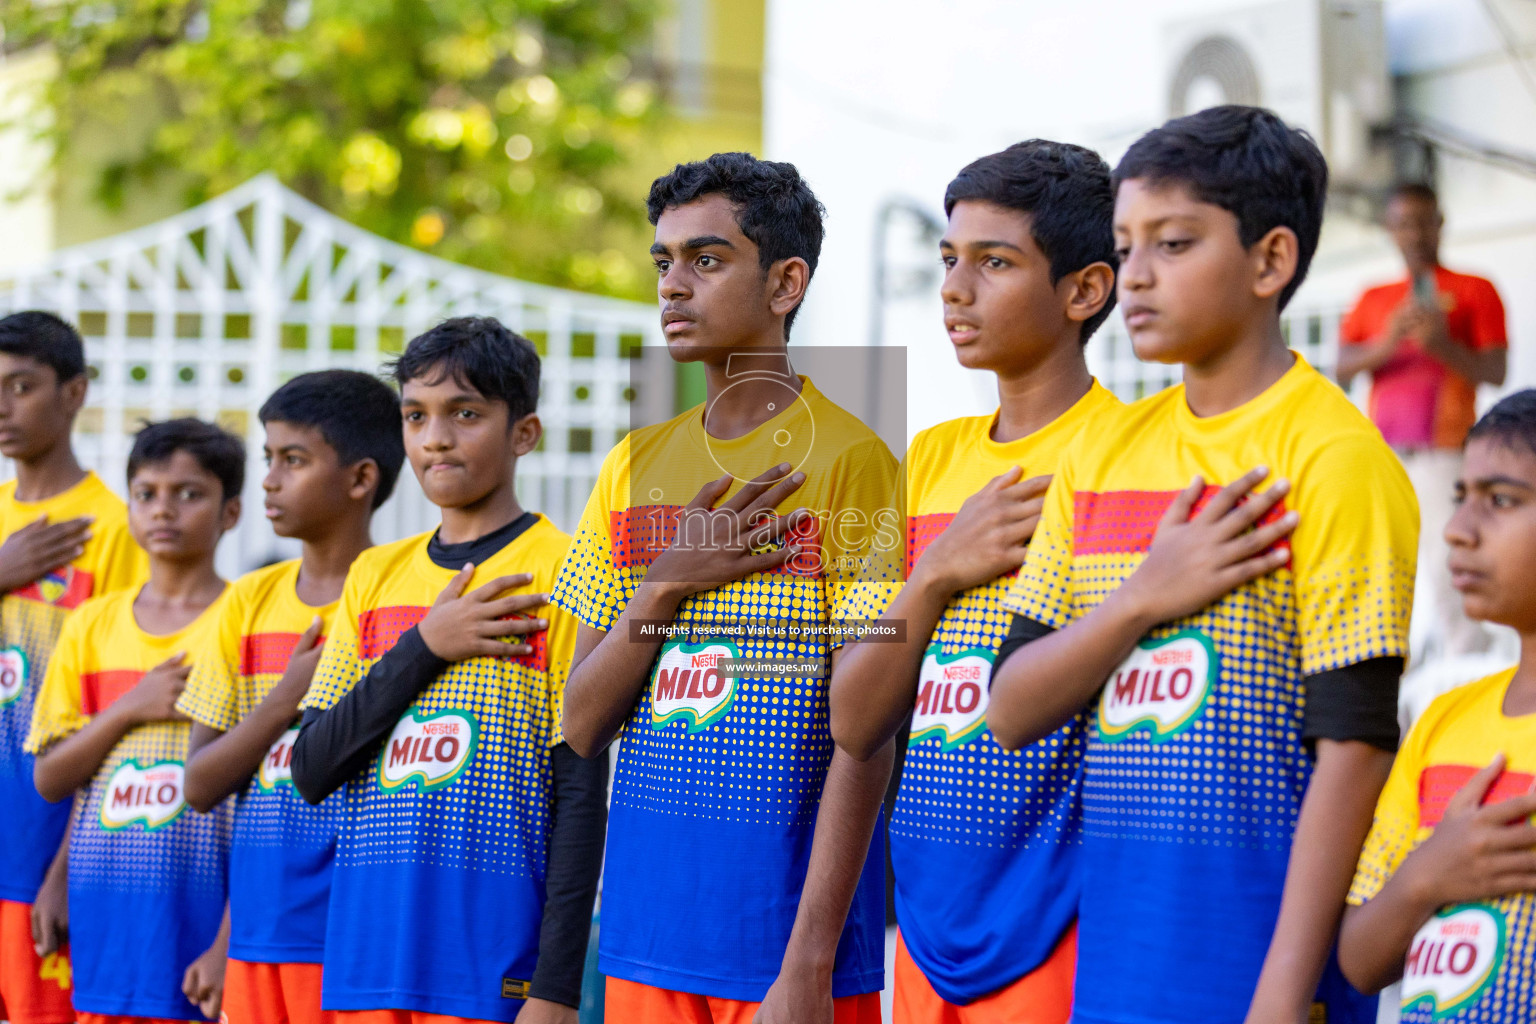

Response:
(290, 318), (606, 1024)
(177, 370), (405, 1024)
(0, 311), (145, 1024)
(28, 418), (246, 1024)
(829, 140), (1120, 1024)
(1340, 389), (1536, 1023)
(555, 153), (897, 1024)
(987, 106), (1418, 1024)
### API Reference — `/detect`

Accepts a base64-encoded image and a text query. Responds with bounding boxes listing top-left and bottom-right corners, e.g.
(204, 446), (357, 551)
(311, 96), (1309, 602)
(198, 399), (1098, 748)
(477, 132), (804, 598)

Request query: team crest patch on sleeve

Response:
(379, 708), (479, 792)
(100, 760), (187, 830)
(258, 727), (299, 792)
(0, 646), (28, 706)
(1098, 629), (1216, 743)
(1402, 904), (1505, 1019)
(650, 639), (741, 732)
(910, 644), (992, 751)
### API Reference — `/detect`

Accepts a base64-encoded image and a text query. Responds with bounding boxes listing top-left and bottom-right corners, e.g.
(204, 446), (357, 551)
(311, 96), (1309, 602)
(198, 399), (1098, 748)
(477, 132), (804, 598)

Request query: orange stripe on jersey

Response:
(359, 606), (548, 670)
(1417, 764), (1536, 827)
(240, 632), (307, 676)
(607, 506), (824, 577)
(1072, 487), (1291, 562)
(11, 565), (95, 610)
(358, 607), (429, 659)
(80, 669), (144, 715)
(905, 513), (1021, 579)
(906, 513), (953, 574)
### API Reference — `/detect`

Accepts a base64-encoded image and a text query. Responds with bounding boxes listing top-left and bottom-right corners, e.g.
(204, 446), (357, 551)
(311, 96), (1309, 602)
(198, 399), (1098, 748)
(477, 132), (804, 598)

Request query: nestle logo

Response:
(943, 665), (982, 681)
(690, 652), (721, 668)
(1150, 649), (1193, 666)
(421, 722), (460, 736)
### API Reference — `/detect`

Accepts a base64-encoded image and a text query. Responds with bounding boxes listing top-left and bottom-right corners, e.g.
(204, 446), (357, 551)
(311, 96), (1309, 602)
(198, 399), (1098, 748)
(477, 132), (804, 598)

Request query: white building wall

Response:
(766, 0), (1536, 439)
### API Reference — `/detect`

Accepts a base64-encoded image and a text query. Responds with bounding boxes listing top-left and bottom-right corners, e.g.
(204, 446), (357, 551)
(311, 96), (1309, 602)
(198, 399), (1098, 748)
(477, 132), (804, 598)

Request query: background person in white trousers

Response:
(1337, 183), (1509, 670)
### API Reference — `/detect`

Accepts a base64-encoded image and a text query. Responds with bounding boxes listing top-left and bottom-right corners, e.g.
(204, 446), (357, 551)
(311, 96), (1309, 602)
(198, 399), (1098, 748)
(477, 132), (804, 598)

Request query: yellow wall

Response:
(642, 0), (764, 174)
(0, 49), (58, 271)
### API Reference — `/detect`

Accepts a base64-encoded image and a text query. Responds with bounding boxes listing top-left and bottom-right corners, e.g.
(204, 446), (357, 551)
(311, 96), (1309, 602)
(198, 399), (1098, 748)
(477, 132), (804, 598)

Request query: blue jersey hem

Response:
(598, 952), (884, 1002)
(320, 987), (522, 1022)
(228, 941), (325, 965)
(71, 992), (206, 1020)
(907, 930), (1069, 1006)
(0, 880), (41, 904)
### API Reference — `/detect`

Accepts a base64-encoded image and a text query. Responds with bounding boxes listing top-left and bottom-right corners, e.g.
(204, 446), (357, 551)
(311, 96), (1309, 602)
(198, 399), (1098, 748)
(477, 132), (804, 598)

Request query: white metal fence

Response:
(0, 175), (664, 577)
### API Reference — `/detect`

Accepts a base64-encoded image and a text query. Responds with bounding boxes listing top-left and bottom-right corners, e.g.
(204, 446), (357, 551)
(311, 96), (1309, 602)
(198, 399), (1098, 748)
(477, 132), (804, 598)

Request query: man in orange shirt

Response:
(1338, 182), (1507, 660)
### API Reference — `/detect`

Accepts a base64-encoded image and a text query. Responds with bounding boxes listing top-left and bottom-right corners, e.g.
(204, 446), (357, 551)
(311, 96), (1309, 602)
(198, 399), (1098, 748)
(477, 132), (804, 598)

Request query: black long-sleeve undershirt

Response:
(290, 625), (446, 804)
(531, 743), (608, 1006)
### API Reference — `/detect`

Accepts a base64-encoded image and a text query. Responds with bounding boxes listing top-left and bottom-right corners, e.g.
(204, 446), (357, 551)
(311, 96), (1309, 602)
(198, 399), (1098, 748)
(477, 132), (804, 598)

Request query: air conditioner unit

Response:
(1163, 0), (1392, 189)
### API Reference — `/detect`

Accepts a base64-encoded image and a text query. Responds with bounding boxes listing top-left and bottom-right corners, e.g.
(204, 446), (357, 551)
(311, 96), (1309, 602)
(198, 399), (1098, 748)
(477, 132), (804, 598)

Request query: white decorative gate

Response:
(0, 175), (662, 577)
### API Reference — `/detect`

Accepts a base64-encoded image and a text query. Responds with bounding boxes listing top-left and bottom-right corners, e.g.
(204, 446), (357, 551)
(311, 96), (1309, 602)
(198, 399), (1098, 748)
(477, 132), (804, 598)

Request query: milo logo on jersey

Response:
(1402, 904), (1505, 1019)
(100, 760), (187, 831)
(1099, 629), (1216, 743)
(379, 708), (479, 793)
(0, 646), (27, 707)
(910, 645), (993, 751)
(257, 727), (299, 792)
(650, 639), (741, 733)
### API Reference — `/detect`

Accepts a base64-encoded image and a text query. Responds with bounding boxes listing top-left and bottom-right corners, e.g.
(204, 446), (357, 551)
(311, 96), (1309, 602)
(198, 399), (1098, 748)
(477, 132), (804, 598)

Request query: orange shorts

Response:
(77, 1015), (198, 1024)
(606, 976), (883, 1024)
(222, 960), (335, 1024)
(0, 899), (75, 1024)
(893, 924), (1076, 1024)
(333, 1011), (502, 1024)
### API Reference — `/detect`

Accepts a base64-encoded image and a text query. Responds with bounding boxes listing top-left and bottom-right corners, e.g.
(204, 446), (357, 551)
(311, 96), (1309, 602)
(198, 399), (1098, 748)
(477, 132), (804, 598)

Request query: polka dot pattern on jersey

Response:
(70, 718), (231, 896)
(312, 627), (556, 879)
(0, 598), (70, 786)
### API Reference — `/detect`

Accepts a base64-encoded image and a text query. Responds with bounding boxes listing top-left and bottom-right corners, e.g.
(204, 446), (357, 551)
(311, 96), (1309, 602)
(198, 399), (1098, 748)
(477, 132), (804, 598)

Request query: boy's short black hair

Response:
(260, 370), (406, 510)
(1388, 182), (1438, 210)
(1467, 389), (1536, 456)
(389, 316), (540, 420)
(0, 311), (87, 382)
(945, 140), (1119, 343)
(647, 152), (826, 337)
(1113, 105), (1328, 310)
(128, 418), (246, 500)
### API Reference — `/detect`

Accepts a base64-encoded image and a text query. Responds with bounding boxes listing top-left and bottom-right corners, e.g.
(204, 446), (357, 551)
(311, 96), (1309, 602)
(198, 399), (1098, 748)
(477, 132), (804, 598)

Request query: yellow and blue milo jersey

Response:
(176, 558), (343, 966)
(834, 383), (1117, 1004)
(25, 588), (229, 1021)
(0, 472), (145, 905)
(552, 377), (899, 1001)
(299, 519), (574, 1022)
(1004, 356), (1417, 1024)
(1349, 668), (1536, 1024)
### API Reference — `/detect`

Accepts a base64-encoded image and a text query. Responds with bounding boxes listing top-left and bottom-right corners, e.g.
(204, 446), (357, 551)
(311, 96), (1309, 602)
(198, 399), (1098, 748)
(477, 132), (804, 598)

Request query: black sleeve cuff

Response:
(1302, 656), (1404, 752)
(528, 742), (609, 1007)
(992, 614), (1056, 685)
(291, 626), (449, 804)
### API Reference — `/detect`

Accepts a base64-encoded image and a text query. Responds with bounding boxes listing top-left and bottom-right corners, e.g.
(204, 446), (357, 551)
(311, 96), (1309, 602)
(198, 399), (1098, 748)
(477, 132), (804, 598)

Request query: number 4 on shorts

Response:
(38, 951), (70, 990)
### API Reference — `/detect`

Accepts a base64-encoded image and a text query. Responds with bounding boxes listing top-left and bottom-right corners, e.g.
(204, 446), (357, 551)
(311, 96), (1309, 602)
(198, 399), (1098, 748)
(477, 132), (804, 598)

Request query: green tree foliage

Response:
(2, 0), (665, 297)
